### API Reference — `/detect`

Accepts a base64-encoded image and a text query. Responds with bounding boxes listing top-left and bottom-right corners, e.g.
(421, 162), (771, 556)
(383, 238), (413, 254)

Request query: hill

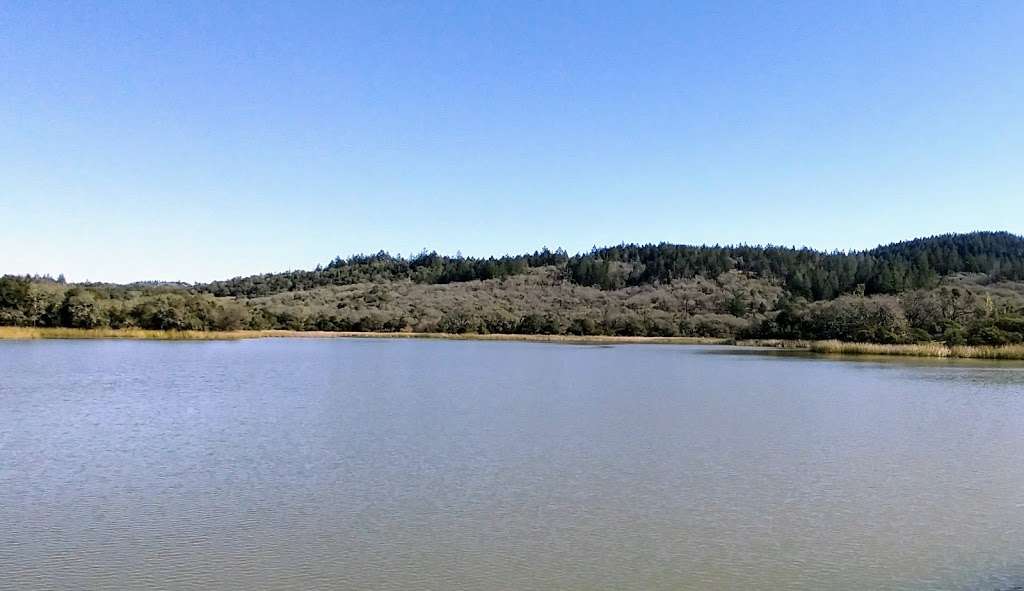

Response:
(3, 232), (1024, 345)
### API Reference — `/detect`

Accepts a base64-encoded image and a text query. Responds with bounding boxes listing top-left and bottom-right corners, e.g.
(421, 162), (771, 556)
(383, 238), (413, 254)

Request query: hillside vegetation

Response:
(3, 232), (1024, 346)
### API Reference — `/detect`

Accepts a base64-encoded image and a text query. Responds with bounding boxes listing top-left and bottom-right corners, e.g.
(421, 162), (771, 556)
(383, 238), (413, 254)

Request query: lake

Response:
(2, 338), (1023, 590)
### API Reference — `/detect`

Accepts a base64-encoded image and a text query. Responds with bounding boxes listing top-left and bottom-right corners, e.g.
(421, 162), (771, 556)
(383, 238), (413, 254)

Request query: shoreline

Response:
(807, 339), (1024, 360)
(0, 327), (727, 345)
(2, 327), (1024, 360)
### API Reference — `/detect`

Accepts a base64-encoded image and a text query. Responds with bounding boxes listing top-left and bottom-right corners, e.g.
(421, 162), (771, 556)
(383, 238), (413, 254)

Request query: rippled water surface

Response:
(2, 339), (1024, 590)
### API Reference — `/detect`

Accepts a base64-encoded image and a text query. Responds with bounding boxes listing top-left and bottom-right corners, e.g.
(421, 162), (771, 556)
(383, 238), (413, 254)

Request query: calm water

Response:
(2, 339), (1024, 590)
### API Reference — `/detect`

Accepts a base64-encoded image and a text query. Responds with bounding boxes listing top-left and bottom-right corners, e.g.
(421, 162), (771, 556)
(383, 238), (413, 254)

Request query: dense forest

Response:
(4, 232), (1024, 345)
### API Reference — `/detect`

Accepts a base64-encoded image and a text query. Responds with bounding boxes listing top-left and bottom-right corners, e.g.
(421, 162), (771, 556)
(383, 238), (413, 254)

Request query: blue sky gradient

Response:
(2, 1), (1022, 282)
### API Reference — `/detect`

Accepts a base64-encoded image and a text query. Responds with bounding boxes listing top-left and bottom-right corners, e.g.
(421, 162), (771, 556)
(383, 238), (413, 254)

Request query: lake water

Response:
(2, 339), (1024, 590)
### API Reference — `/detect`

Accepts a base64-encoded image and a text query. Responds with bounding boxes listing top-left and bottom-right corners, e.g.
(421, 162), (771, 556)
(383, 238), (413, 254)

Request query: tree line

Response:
(566, 231), (1024, 297)
(203, 248), (570, 297)
(200, 232), (1024, 300)
(0, 280), (248, 331)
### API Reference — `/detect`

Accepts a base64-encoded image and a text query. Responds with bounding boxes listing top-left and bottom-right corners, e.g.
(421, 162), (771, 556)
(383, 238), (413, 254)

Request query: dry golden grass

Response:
(0, 326), (727, 345)
(0, 327), (256, 340)
(4, 327), (1023, 358)
(809, 339), (1024, 360)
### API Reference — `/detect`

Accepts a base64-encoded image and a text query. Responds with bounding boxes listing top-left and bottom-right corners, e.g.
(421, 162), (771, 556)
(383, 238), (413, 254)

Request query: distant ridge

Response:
(3, 231), (1024, 347)
(202, 231), (1024, 299)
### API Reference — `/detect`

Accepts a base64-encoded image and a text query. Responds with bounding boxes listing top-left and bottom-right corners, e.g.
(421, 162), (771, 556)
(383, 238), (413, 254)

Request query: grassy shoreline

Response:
(808, 339), (1024, 360)
(0, 326), (724, 345)
(3, 327), (1024, 360)
(0, 327), (260, 340)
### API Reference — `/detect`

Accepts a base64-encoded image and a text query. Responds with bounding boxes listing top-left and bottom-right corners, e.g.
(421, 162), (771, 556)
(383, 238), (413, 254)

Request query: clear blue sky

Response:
(2, 1), (1022, 283)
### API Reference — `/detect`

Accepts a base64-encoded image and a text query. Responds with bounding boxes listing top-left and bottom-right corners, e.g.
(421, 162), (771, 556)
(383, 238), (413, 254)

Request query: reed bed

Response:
(809, 339), (1024, 360)
(0, 327), (727, 344)
(0, 327), (255, 340)
(5, 327), (1022, 358)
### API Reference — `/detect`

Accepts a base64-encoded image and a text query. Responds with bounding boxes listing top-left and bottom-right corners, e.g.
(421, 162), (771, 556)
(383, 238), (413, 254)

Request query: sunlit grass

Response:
(0, 327), (255, 340)
(7, 327), (1021, 358)
(0, 326), (728, 344)
(809, 339), (1024, 360)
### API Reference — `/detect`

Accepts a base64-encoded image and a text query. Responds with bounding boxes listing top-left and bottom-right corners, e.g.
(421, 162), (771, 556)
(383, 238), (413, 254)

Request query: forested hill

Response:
(4, 231), (1024, 346)
(202, 231), (1024, 299)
